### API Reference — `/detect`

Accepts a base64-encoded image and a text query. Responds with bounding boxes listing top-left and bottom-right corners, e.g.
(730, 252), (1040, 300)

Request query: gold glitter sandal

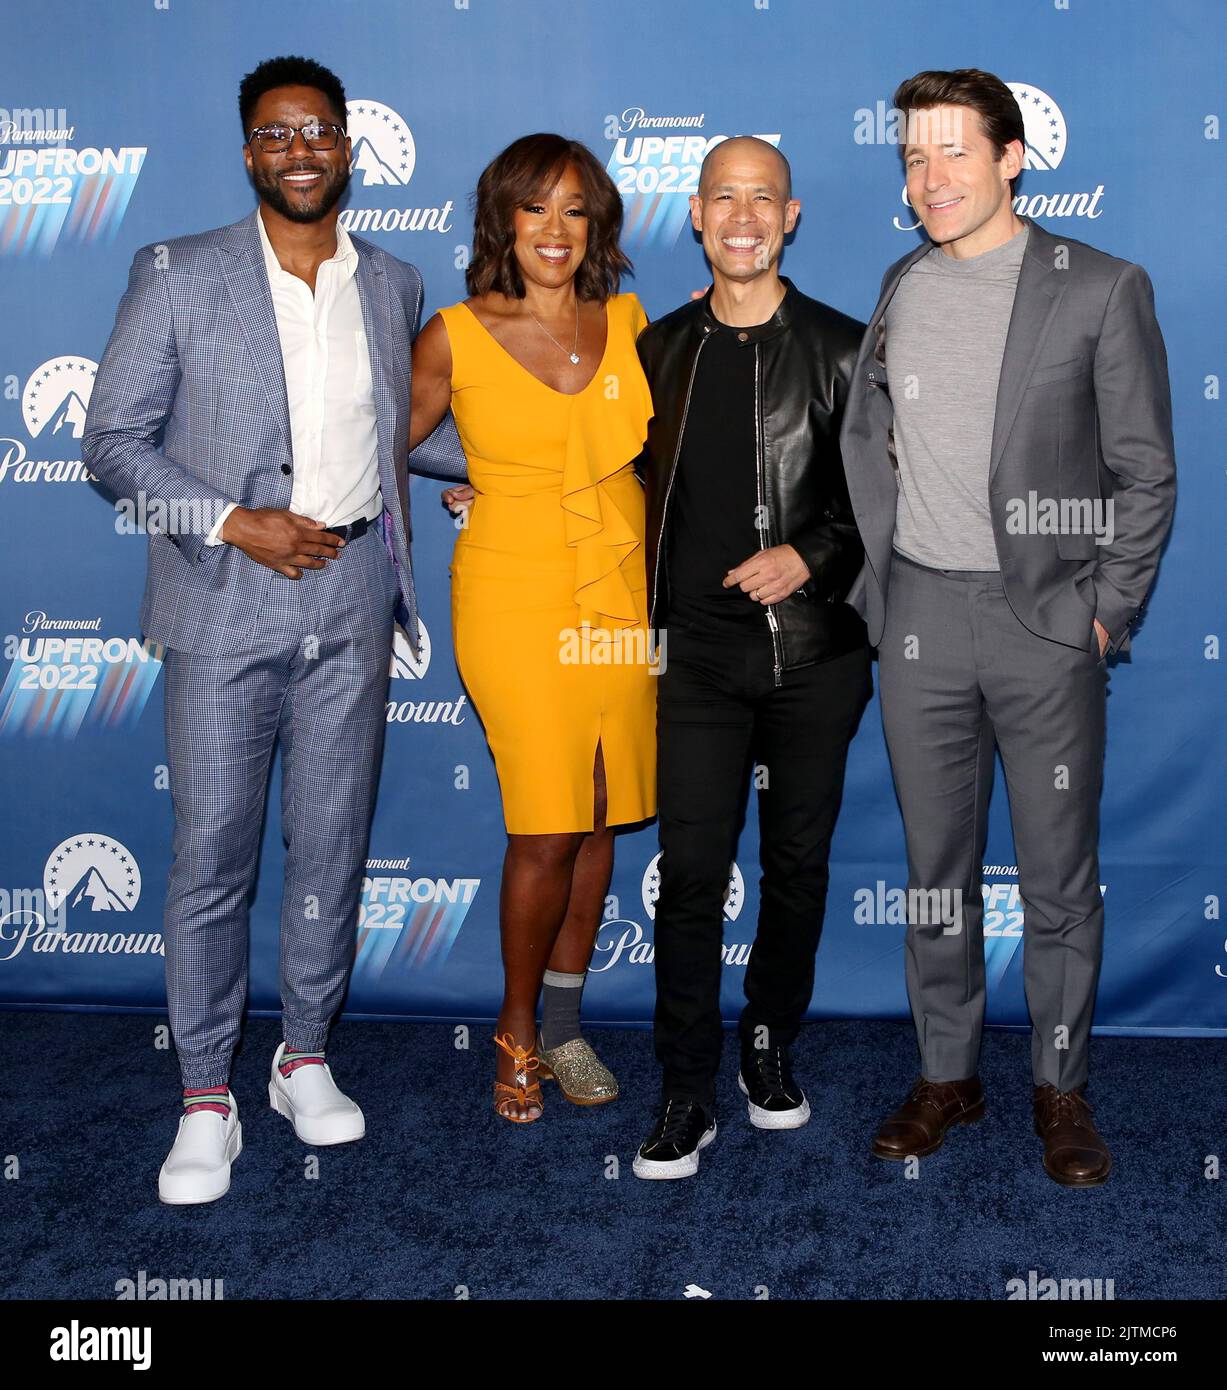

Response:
(536, 1034), (619, 1106)
(492, 1032), (543, 1124)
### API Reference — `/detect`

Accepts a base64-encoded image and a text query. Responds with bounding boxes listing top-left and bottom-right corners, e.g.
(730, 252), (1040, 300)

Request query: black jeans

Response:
(653, 622), (872, 1107)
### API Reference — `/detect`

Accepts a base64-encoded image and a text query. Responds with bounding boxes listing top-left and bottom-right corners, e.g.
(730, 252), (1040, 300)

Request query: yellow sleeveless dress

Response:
(439, 292), (657, 834)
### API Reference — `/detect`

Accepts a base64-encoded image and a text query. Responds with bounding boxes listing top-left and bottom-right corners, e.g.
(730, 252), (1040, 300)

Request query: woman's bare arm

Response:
(409, 313), (454, 453)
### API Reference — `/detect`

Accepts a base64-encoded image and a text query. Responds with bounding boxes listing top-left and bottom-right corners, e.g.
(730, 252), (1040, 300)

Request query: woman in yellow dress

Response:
(409, 134), (656, 1122)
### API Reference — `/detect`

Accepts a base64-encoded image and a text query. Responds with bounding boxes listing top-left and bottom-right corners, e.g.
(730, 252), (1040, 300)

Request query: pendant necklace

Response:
(527, 297), (581, 364)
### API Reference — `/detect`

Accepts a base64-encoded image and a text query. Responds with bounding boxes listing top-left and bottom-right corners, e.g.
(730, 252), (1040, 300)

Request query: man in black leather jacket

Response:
(631, 137), (873, 1180)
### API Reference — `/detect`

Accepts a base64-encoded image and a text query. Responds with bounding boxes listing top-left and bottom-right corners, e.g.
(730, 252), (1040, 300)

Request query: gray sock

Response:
(540, 968), (586, 1050)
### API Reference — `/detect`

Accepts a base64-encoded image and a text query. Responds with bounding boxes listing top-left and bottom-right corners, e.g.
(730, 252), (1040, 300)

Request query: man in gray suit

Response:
(83, 56), (464, 1203)
(840, 69), (1175, 1186)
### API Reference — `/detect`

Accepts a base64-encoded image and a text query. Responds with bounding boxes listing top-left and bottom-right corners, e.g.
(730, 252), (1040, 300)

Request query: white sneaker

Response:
(268, 1042), (365, 1146)
(633, 1100), (717, 1180)
(158, 1092), (242, 1205)
(737, 1072), (811, 1130)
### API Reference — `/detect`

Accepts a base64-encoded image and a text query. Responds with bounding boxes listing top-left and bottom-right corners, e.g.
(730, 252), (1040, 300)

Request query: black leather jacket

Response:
(635, 277), (869, 681)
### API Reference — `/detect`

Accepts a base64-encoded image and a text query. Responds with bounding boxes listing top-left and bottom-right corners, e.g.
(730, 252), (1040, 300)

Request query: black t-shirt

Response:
(665, 319), (767, 632)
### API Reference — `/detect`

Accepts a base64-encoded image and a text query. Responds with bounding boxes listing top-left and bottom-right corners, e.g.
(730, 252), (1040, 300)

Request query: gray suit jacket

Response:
(840, 218), (1176, 654)
(83, 209), (465, 656)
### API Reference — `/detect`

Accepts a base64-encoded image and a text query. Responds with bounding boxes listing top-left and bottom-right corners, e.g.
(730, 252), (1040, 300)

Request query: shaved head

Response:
(699, 136), (792, 199)
(689, 134), (799, 298)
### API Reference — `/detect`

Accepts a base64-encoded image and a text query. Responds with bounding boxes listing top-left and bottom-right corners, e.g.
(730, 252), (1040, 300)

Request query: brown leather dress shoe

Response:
(871, 1075), (985, 1159)
(1034, 1085), (1111, 1187)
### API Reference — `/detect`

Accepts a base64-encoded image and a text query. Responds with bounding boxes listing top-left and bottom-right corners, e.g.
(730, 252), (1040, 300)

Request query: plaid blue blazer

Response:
(83, 208), (466, 655)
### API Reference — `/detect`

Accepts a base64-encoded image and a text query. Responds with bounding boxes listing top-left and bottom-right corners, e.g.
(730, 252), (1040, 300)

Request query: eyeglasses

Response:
(247, 120), (346, 154)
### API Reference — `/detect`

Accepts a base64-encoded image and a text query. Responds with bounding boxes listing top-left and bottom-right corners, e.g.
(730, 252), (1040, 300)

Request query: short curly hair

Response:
(239, 55), (347, 136)
(466, 133), (631, 303)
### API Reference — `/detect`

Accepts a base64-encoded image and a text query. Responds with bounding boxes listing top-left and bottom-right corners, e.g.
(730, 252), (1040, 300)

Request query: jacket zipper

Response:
(753, 343), (784, 687)
(651, 330), (709, 631)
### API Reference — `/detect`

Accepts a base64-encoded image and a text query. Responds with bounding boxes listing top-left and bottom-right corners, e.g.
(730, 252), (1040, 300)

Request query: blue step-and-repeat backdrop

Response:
(0, 0), (1222, 1036)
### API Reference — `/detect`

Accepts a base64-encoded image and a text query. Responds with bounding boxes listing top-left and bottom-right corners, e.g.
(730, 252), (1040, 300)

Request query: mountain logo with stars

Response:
(346, 99), (416, 187)
(22, 356), (98, 440)
(390, 618), (431, 680)
(642, 852), (745, 924)
(43, 833), (142, 918)
(1007, 83), (1068, 172)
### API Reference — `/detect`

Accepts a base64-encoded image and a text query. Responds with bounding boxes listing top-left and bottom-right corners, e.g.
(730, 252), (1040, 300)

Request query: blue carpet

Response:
(1, 1011), (1222, 1300)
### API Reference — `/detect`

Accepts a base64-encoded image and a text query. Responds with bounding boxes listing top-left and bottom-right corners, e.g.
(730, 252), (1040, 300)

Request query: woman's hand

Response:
(442, 483), (475, 517)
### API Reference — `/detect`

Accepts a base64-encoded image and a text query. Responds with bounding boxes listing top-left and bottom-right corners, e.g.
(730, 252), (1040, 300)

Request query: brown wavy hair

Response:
(465, 133), (631, 303)
(893, 68), (1027, 193)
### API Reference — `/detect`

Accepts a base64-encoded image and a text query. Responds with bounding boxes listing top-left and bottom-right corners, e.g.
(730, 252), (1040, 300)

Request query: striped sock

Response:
(279, 1047), (326, 1078)
(182, 1086), (231, 1119)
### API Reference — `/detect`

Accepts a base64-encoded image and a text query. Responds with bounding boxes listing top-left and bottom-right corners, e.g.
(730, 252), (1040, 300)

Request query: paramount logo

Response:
(0, 438), (95, 483)
(45, 833), (141, 913)
(0, 918), (164, 960)
(0, 106), (75, 144)
(385, 620), (468, 724)
(1011, 186), (1104, 220)
(339, 98), (455, 235)
(589, 917), (752, 972)
(384, 695), (467, 726)
(23, 611), (103, 632)
(615, 107), (707, 133)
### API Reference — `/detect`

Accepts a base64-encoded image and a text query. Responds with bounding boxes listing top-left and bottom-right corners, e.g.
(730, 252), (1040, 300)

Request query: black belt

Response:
(329, 514), (375, 542)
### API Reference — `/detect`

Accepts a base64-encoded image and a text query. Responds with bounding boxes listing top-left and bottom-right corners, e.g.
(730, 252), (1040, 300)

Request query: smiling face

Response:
(510, 161), (590, 293)
(243, 83), (352, 224)
(902, 104), (1023, 256)
(689, 137), (799, 286)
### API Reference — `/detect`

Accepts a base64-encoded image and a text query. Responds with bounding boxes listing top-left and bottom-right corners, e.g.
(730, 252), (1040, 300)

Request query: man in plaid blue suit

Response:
(83, 56), (466, 1204)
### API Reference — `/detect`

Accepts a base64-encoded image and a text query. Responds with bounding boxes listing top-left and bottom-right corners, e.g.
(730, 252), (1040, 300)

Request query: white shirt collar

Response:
(256, 205), (359, 280)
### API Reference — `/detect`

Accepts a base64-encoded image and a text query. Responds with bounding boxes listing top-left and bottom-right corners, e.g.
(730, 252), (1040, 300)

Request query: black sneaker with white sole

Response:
(632, 1098), (717, 1180)
(737, 1043), (810, 1129)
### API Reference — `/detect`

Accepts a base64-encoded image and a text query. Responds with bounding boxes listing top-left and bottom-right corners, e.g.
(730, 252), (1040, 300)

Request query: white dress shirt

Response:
(207, 208), (381, 544)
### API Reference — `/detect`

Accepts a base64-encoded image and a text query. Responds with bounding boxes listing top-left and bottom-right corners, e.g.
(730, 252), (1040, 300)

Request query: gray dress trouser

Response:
(877, 551), (1108, 1090)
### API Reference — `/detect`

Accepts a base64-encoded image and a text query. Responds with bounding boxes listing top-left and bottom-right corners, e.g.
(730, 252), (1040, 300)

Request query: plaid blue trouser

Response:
(161, 526), (398, 1087)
